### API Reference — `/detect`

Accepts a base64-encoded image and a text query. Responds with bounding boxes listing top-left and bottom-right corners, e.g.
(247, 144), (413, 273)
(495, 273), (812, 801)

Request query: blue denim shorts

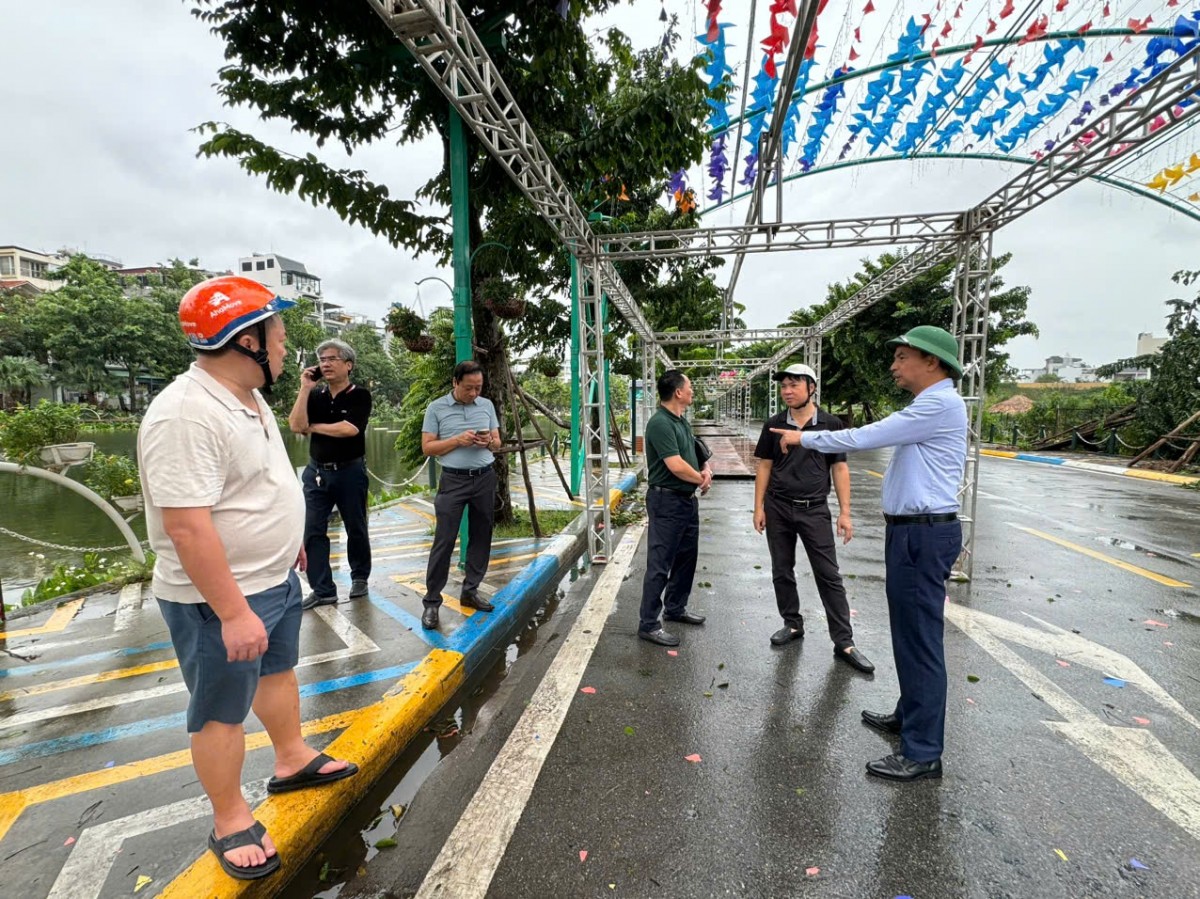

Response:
(158, 570), (303, 733)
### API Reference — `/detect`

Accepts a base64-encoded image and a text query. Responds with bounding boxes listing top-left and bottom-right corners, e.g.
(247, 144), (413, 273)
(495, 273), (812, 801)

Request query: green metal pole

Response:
(570, 256), (582, 496)
(450, 108), (473, 568)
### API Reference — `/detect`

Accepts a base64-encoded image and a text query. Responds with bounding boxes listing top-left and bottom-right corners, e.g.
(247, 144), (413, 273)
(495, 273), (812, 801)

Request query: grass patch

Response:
(493, 509), (578, 539)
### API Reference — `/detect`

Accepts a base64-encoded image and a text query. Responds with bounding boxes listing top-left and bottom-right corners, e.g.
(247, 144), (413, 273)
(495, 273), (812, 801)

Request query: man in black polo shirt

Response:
(753, 364), (873, 673)
(638, 369), (712, 647)
(288, 338), (373, 609)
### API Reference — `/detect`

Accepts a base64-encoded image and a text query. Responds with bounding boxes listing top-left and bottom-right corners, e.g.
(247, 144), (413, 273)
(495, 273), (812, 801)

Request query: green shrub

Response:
(21, 551), (152, 605)
(0, 401), (83, 463)
(81, 453), (141, 498)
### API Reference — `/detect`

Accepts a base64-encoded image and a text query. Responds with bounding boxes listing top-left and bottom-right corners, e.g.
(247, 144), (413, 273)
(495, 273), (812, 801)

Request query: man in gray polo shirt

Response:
(419, 360), (501, 629)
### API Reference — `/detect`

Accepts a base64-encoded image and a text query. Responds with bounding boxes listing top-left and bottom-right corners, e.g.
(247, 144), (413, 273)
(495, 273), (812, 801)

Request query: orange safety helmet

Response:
(178, 276), (295, 351)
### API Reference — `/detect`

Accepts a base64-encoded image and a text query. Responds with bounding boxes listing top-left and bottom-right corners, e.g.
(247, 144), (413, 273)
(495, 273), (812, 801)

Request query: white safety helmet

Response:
(772, 363), (818, 385)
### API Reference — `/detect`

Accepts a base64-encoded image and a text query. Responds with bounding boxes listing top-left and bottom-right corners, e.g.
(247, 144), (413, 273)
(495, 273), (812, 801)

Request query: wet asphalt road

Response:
(341, 453), (1200, 899)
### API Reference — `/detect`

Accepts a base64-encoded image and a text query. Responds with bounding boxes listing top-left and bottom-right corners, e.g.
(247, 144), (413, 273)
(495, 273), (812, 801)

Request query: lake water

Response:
(0, 423), (420, 604)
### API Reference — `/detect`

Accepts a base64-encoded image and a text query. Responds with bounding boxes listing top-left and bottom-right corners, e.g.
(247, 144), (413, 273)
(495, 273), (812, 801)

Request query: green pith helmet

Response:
(886, 325), (963, 377)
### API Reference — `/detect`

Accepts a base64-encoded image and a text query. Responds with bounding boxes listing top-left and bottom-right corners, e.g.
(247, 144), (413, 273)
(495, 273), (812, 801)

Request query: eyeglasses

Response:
(318, 355), (344, 363)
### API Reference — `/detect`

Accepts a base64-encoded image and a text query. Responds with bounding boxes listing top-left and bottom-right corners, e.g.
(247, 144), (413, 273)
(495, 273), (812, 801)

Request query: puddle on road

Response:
(1154, 608), (1200, 626)
(282, 557), (590, 898)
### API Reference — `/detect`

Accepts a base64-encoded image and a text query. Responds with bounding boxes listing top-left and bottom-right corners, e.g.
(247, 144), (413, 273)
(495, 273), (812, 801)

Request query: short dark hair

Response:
(657, 369), (688, 401)
(453, 360), (484, 382)
(916, 350), (960, 382)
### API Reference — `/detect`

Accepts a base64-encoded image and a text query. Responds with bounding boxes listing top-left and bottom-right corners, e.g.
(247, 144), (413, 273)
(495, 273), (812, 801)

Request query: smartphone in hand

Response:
(305, 365), (323, 382)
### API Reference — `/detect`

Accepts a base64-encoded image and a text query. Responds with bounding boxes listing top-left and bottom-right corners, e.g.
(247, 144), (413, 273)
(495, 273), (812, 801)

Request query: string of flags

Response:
(687, 2), (1200, 210)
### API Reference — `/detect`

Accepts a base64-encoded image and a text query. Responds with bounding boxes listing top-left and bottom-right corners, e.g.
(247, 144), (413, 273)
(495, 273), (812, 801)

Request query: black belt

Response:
(884, 512), (958, 525)
(312, 456), (363, 471)
(770, 493), (827, 508)
(648, 485), (695, 497)
(442, 465), (493, 477)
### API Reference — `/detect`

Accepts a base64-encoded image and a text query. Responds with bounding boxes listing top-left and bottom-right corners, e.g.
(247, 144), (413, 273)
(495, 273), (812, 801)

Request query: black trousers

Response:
(302, 460), (370, 599)
(424, 468), (496, 608)
(639, 488), (699, 633)
(763, 492), (854, 649)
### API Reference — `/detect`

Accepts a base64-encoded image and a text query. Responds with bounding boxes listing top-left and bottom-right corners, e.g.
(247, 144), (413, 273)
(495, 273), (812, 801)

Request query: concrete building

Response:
(0, 245), (65, 294)
(1136, 332), (1167, 356)
(237, 252), (356, 333)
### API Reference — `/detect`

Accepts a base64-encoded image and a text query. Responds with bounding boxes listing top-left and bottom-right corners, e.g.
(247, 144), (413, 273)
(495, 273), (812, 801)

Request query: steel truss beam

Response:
(721, 0), (824, 335)
(578, 259), (611, 562)
(951, 231), (993, 582)
(671, 357), (772, 369)
(599, 213), (964, 260)
(655, 328), (810, 345)
(366, 0), (668, 373)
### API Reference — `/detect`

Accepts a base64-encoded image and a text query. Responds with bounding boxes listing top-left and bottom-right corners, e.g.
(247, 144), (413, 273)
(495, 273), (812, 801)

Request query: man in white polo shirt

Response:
(419, 359), (501, 630)
(138, 276), (357, 881)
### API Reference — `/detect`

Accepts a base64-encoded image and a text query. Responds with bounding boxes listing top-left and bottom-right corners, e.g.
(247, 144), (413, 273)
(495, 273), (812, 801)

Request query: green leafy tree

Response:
(23, 257), (187, 412)
(340, 322), (408, 409)
(1034, 372), (1062, 383)
(1094, 270), (1200, 445)
(394, 308), (457, 469)
(782, 251), (1038, 420)
(193, 2), (718, 519)
(0, 289), (36, 357)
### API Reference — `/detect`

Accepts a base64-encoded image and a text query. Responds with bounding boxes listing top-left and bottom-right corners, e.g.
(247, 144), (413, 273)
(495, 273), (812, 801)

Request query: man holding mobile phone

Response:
(419, 360), (500, 629)
(288, 339), (373, 610)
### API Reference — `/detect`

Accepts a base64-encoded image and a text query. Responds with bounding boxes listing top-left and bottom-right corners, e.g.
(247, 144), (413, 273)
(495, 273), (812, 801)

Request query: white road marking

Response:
(414, 522), (646, 899)
(112, 583), (146, 633)
(947, 603), (1200, 840)
(47, 781), (270, 899)
(0, 608), (379, 730)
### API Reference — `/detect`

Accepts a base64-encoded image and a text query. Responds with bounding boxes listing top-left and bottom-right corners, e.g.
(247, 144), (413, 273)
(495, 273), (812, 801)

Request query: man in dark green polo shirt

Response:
(638, 369), (712, 646)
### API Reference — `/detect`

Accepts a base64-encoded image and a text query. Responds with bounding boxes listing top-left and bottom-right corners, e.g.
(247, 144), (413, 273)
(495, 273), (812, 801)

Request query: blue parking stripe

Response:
(0, 661), (418, 766)
(0, 641), (176, 680)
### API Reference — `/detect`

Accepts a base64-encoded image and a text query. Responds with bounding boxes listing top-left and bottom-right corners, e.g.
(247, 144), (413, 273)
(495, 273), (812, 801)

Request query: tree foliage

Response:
(193, 1), (720, 518)
(1094, 270), (1200, 443)
(777, 251), (1037, 420)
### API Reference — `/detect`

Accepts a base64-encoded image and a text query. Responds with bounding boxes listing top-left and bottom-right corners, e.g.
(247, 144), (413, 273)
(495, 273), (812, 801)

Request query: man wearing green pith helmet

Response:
(772, 325), (968, 783)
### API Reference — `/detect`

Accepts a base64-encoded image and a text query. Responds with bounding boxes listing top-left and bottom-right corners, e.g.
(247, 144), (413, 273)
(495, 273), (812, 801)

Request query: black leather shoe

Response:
(302, 592), (337, 611)
(769, 626), (804, 646)
(665, 611), (706, 625)
(861, 709), (902, 735)
(460, 593), (495, 612)
(866, 753), (942, 782)
(837, 646), (875, 674)
(349, 580), (369, 599)
(638, 628), (680, 647)
(421, 606), (439, 629)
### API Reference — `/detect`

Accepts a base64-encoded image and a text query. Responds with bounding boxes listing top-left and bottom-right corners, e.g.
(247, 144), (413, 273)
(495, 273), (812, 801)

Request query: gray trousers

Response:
(423, 468), (496, 607)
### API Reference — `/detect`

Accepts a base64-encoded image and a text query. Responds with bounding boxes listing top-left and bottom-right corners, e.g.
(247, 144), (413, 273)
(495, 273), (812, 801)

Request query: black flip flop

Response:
(208, 820), (280, 880)
(266, 752), (359, 794)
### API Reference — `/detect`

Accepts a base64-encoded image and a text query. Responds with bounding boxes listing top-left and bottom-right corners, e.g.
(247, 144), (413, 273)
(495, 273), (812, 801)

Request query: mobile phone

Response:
(305, 365), (323, 382)
(475, 429), (489, 435)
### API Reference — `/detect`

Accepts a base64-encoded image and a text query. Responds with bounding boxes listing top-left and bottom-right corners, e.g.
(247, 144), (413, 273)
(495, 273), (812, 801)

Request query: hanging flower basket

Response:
(385, 305), (427, 341)
(479, 278), (526, 320)
(112, 494), (144, 513)
(528, 354), (562, 379)
(403, 335), (436, 353)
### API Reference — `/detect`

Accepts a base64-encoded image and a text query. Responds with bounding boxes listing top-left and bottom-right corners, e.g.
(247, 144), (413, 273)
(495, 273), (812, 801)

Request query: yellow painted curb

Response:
(1122, 469), (1200, 486)
(980, 449), (1018, 459)
(0, 598), (84, 642)
(158, 649), (465, 899)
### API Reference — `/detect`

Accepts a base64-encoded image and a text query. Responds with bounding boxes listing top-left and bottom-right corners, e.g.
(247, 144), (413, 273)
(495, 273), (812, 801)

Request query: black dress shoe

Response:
(349, 580), (369, 599)
(665, 611), (706, 625)
(866, 753), (942, 782)
(637, 628), (680, 647)
(836, 646), (875, 674)
(421, 606), (439, 629)
(861, 709), (902, 735)
(769, 626), (804, 646)
(460, 593), (494, 612)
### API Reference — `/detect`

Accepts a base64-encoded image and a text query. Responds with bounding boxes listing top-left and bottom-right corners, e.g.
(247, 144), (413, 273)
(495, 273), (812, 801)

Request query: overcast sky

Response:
(2, 1), (1195, 372)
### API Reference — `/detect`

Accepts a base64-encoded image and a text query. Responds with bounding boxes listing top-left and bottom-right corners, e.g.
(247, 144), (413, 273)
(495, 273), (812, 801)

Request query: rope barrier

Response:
(366, 457), (430, 490)
(0, 525), (149, 554)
